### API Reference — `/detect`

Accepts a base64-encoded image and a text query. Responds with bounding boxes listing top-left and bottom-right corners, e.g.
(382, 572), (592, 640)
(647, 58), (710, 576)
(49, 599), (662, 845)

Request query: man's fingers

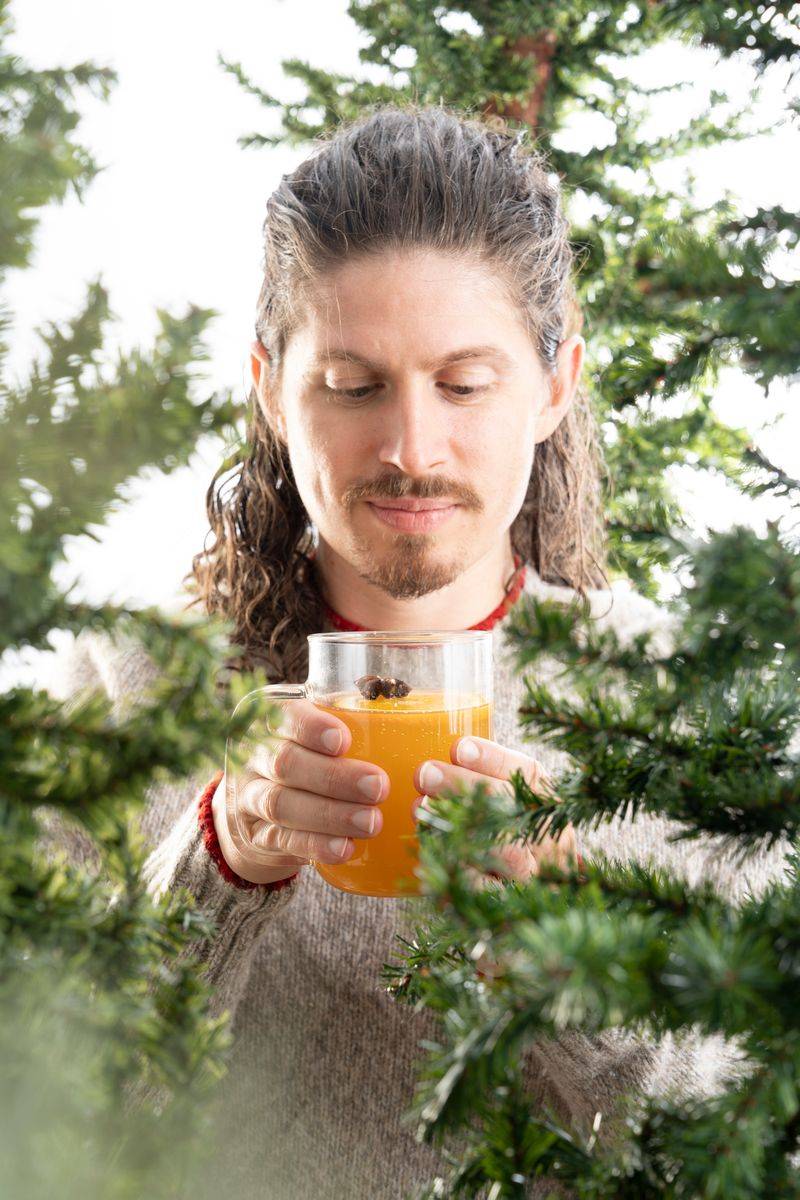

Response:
(449, 737), (553, 794)
(249, 817), (356, 865)
(239, 775), (383, 843)
(266, 697), (352, 756)
(246, 737), (388, 808)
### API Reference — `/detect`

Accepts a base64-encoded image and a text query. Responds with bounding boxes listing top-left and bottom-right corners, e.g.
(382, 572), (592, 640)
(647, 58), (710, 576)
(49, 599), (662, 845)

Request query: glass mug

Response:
(224, 630), (493, 898)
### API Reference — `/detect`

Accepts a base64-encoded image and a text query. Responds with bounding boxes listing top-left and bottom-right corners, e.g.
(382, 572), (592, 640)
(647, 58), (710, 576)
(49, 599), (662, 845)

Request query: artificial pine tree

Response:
(0, 4), (262, 1194)
(219, 0), (799, 592)
(382, 518), (800, 1198)
(216, 4), (800, 1196)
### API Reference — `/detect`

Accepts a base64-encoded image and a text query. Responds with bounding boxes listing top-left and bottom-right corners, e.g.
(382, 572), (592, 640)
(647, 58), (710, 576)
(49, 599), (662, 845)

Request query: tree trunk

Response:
(483, 30), (558, 133)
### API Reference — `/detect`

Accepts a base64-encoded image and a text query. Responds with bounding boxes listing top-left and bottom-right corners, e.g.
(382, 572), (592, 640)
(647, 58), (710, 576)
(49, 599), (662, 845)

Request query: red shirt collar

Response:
(320, 554), (527, 633)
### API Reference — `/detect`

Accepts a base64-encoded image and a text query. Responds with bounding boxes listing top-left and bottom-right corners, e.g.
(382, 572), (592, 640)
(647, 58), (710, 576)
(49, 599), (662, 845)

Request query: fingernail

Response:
(321, 728), (342, 754)
(357, 774), (384, 802)
(328, 836), (349, 856)
(419, 762), (443, 791)
(351, 809), (375, 834)
(456, 738), (479, 765)
(413, 795), (431, 820)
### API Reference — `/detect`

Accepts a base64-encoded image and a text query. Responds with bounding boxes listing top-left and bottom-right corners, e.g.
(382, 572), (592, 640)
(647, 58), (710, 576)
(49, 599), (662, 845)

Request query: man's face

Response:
(252, 248), (582, 599)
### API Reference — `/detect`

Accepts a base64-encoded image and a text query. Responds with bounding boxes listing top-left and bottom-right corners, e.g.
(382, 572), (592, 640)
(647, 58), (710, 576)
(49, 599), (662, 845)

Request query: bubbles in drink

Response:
(315, 688), (492, 897)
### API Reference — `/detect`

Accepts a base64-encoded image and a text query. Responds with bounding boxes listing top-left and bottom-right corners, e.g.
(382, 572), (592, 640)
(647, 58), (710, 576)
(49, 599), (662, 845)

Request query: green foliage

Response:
(381, 523), (800, 1197)
(2, 1), (798, 1196)
(218, 0), (799, 593)
(0, 3), (268, 1194)
(210, 9), (800, 1193)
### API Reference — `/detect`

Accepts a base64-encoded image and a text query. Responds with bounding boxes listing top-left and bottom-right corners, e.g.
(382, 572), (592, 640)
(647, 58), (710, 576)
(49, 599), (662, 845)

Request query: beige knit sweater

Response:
(47, 569), (793, 1199)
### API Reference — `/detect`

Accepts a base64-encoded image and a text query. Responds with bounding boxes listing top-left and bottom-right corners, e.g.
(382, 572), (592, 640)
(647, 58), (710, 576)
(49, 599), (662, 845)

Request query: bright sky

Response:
(3, 1), (798, 691)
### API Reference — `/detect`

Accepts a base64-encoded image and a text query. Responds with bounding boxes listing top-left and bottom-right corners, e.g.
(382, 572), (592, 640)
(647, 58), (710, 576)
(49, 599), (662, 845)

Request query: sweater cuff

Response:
(197, 770), (300, 893)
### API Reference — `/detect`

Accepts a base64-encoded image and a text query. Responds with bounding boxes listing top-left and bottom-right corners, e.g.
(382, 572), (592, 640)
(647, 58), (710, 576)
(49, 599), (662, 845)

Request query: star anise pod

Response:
(380, 676), (411, 698)
(355, 674), (383, 700)
(355, 674), (412, 700)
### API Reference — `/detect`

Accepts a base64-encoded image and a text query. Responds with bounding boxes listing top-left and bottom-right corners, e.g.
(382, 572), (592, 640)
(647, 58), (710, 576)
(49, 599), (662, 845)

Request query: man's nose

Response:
(376, 388), (448, 476)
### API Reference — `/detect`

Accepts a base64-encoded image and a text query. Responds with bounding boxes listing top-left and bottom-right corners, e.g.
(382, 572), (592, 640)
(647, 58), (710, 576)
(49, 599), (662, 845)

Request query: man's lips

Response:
(366, 498), (456, 511)
(365, 499), (459, 532)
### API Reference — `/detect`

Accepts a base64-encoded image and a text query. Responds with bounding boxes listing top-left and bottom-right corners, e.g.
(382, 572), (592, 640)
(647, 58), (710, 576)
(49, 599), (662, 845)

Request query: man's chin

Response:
(355, 538), (461, 600)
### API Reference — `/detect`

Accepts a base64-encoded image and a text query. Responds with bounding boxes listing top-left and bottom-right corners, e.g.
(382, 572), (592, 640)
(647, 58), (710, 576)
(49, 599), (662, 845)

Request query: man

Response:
(211, 246), (583, 889)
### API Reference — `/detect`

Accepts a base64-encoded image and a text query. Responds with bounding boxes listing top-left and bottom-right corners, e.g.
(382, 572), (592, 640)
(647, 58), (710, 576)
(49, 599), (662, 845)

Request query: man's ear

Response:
(250, 339), (287, 443)
(533, 334), (585, 444)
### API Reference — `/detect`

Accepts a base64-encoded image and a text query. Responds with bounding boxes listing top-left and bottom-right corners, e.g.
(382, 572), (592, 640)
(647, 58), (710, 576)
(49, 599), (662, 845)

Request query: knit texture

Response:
(44, 569), (794, 1200)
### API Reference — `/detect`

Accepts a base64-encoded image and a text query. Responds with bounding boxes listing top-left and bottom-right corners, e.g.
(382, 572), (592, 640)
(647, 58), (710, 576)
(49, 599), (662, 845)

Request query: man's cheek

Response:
(289, 430), (338, 514)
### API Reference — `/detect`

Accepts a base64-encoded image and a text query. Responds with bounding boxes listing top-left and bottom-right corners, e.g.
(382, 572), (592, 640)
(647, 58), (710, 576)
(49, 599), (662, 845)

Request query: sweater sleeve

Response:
(140, 770), (301, 1018)
(43, 627), (303, 1021)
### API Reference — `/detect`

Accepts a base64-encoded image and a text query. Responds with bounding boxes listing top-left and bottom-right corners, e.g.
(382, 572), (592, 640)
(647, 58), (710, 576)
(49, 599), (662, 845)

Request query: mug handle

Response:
(254, 682), (308, 726)
(225, 682), (308, 766)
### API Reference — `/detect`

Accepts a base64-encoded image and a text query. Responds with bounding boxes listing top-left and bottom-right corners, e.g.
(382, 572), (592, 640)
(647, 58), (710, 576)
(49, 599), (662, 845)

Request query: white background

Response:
(3, 1), (798, 690)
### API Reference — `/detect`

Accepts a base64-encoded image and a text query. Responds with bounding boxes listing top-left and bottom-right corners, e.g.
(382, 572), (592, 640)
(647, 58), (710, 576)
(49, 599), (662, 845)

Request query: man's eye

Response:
(444, 384), (482, 397)
(328, 383), (484, 400)
(330, 385), (376, 399)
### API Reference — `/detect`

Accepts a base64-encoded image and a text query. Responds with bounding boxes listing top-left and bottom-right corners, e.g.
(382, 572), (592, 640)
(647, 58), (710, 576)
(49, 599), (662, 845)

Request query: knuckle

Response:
(252, 820), (296, 860)
(310, 830), (340, 861)
(292, 706), (316, 748)
(271, 736), (296, 781)
(321, 756), (342, 799)
(486, 744), (506, 777)
(239, 774), (265, 813)
(324, 796), (346, 835)
(250, 819), (278, 852)
(260, 779), (285, 825)
(524, 757), (546, 790)
(300, 794), (328, 836)
(303, 796), (323, 832)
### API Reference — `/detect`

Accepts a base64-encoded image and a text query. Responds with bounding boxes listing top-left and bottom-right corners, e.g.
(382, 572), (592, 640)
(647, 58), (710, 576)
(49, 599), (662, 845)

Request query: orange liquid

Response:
(313, 689), (492, 897)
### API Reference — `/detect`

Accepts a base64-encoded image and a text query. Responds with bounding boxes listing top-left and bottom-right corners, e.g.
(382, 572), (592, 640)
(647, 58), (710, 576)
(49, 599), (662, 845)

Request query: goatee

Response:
(357, 538), (460, 600)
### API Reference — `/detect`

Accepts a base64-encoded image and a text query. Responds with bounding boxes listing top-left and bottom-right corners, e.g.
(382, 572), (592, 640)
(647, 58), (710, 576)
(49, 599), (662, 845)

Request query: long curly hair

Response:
(184, 102), (607, 682)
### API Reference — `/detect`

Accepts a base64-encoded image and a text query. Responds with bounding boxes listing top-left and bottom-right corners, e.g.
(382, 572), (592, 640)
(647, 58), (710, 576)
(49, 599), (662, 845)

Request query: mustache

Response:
(346, 474), (482, 509)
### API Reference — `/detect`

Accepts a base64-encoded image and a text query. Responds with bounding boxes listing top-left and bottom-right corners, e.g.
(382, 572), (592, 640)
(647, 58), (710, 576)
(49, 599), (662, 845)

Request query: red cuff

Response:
(197, 770), (299, 893)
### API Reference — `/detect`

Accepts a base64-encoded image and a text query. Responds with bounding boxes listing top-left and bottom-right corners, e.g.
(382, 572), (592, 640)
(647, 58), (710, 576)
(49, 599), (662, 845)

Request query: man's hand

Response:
(412, 735), (578, 883)
(412, 736), (581, 979)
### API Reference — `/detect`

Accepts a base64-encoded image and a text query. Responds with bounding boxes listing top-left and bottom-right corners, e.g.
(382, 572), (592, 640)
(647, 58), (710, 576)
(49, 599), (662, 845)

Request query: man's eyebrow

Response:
(309, 345), (514, 372)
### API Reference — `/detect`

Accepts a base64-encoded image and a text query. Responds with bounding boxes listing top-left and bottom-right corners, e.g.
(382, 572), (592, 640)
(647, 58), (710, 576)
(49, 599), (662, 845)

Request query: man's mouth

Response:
(367, 498), (456, 511)
(365, 499), (459, 532)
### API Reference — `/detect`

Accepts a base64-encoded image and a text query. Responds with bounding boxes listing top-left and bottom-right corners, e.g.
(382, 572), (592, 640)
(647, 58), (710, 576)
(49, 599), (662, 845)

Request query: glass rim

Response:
(308, 629), (493, 645)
